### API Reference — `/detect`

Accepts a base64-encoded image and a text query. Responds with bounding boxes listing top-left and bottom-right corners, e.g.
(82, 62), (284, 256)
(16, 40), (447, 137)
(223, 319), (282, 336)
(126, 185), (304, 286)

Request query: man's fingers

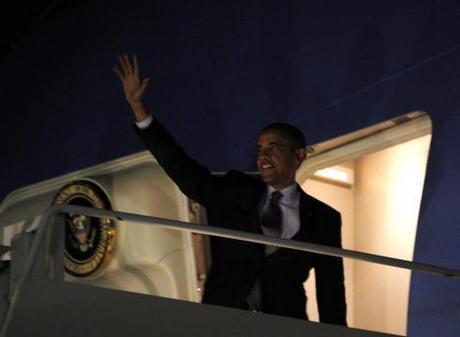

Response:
(123, 54), (133, 74)
(140, 77), (150, 93)
(133, 55), (139, 76)
(119, 55), (129, 75)
(113, 66), (124, 80)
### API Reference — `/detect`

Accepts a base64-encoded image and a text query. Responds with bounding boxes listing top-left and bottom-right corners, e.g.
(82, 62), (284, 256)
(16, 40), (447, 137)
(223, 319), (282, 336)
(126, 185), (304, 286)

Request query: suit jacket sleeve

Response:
(315, 210), (347, 326)
(135, 118), (221, 209)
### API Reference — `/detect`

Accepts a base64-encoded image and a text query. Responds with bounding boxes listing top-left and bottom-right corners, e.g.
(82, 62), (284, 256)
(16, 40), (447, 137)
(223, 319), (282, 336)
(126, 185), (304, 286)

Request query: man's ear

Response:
(295, 148), (306, 165)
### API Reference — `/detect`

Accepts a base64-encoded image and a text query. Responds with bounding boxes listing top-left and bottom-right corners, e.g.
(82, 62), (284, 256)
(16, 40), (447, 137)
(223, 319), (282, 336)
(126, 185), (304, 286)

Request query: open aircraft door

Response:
(0, 151), (201, 302)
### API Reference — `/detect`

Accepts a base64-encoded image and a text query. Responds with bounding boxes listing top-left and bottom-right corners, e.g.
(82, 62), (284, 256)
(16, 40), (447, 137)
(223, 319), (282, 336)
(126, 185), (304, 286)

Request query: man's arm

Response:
(114, 54), (221, 208)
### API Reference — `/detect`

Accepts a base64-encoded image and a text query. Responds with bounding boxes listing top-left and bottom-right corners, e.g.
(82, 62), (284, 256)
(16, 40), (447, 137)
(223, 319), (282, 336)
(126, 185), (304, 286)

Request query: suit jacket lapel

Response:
(293, 188), (316, 242)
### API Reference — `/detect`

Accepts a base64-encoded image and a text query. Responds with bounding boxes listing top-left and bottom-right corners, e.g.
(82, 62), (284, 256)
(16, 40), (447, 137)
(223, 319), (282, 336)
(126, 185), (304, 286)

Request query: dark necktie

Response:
(261, 191), (283, 237)
(247, 191), (284, 311)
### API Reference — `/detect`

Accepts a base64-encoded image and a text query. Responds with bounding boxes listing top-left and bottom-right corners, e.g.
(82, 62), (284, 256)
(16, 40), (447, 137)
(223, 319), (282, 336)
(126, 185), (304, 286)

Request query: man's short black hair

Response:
(261, 123), (306, 150)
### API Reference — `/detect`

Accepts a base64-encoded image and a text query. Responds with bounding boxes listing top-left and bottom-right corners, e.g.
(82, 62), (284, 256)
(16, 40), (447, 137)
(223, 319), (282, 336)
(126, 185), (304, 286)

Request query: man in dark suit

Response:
(114, 54), (347, 325)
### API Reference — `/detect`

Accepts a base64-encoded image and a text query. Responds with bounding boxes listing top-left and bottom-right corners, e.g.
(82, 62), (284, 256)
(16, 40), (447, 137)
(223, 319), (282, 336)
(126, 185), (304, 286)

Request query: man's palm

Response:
(114, 54), (149, 106)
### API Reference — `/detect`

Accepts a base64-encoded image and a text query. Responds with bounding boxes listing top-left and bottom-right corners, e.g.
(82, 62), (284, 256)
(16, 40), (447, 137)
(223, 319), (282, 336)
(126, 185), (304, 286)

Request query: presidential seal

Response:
(53, 180), (116, 277)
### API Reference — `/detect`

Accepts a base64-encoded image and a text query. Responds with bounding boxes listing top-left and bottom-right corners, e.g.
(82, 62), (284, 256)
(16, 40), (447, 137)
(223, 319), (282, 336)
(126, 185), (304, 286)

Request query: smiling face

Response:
(257, 130), (306, 191)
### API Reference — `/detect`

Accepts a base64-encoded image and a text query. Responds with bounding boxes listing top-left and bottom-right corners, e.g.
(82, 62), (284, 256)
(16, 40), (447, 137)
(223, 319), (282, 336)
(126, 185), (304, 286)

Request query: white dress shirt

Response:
(136, 114), (154, 129)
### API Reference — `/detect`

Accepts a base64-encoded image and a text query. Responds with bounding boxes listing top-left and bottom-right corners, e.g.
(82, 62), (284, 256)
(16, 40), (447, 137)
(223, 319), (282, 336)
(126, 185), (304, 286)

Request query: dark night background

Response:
(1, 1), (459, 335)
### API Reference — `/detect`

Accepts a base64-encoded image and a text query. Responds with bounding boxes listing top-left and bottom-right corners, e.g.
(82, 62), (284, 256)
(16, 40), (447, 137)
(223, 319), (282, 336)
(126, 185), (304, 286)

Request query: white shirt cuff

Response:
(135, 114), (153, 129)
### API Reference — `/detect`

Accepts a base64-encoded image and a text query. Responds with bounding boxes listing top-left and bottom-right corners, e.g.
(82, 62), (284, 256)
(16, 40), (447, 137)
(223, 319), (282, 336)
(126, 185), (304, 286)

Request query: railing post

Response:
(0, 207), (64, 337)
(43, 212), (65, 281)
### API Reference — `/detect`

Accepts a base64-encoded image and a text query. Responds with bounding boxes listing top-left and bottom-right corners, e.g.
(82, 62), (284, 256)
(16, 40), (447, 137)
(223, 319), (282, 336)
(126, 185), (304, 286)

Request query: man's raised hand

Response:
(114, 54), (150, 121)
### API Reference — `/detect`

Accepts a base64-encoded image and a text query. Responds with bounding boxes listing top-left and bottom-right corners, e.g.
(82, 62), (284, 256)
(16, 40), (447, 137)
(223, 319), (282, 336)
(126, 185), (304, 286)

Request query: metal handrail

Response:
(1, 204), (459, 336)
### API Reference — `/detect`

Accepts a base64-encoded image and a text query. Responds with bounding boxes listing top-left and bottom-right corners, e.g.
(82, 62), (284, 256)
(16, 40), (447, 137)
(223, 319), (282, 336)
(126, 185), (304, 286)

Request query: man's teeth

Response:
(262, 164), (273, 169)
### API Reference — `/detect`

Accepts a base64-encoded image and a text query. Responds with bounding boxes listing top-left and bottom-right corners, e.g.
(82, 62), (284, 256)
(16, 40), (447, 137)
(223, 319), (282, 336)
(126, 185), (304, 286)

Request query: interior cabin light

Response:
(313, 166), (353, 186)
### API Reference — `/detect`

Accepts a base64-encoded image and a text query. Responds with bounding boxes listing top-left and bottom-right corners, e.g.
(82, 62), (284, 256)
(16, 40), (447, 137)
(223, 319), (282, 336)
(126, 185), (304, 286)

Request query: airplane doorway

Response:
(299, 111), (432, 335)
